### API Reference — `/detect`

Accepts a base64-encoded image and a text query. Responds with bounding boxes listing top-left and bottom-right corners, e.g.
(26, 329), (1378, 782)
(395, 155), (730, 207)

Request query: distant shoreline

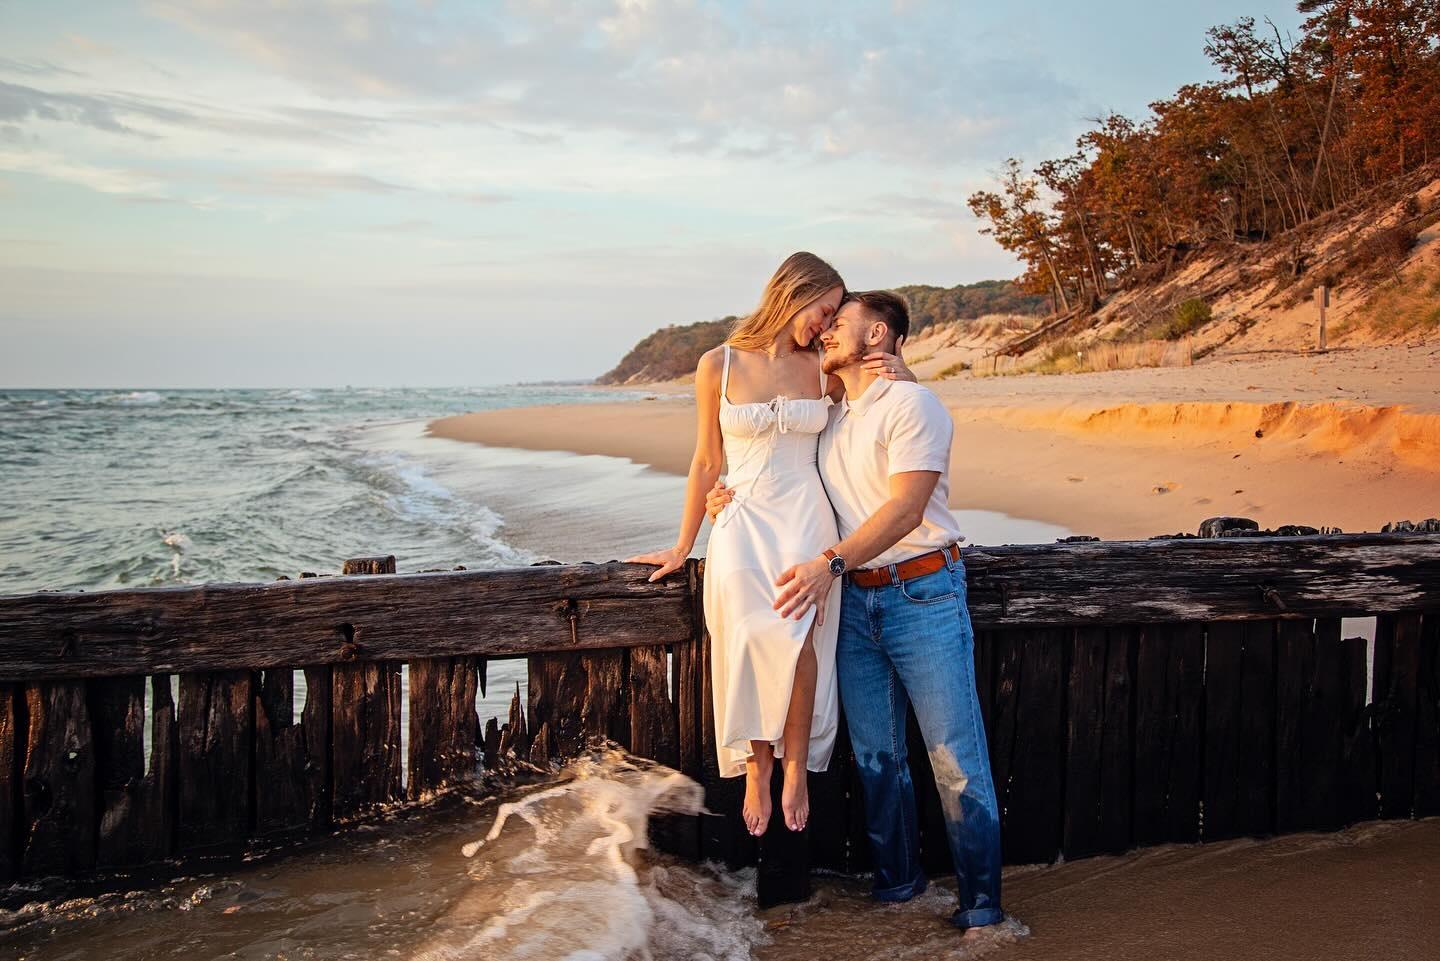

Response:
(430, 344), (1440, 541)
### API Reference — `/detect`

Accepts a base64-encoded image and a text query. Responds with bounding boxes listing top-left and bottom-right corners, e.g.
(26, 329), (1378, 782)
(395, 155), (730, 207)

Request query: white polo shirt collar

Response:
(842, 374), (892, 417)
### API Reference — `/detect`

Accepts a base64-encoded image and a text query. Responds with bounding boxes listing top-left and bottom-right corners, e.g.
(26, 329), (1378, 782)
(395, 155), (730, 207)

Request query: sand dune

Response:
(957, 399), (1440, 471)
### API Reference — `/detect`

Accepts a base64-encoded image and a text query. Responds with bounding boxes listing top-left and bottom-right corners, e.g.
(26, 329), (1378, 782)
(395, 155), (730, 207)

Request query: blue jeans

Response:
(837, 555), (1004, 930)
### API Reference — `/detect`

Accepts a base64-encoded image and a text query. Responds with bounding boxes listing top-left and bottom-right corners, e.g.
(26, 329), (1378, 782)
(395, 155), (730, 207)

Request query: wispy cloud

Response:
(219, 169), (413, 196)
(0, 80), (151, 137)
(0, 56), (84, 78)
(0, 146), (165, 196)
(143, 0), (1078, 165)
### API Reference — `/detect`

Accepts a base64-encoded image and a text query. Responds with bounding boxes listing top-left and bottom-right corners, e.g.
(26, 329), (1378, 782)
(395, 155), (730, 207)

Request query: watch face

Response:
(829, 555), (846, 576)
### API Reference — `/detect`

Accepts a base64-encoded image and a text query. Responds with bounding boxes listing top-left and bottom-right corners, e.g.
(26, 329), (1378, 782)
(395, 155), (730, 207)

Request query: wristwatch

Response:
(823, 549), (846, 577)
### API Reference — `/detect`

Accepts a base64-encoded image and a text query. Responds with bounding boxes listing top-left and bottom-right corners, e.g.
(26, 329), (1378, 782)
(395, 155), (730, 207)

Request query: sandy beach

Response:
(430, 344), (1440, 541)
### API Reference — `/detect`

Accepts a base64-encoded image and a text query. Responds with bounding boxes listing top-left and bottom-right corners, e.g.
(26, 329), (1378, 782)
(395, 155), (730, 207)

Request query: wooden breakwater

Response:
(0, 531), (1437, 902)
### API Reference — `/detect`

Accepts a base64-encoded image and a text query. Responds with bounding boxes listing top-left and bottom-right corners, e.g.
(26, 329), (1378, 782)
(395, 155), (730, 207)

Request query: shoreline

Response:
(429, 345), (1440, 541)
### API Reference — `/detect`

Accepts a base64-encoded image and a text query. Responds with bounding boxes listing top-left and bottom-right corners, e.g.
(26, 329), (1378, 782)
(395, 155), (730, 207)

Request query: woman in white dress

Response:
(628, 253), (912, 836)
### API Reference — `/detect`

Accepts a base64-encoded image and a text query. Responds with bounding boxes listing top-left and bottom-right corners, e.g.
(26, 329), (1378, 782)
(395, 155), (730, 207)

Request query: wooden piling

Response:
(332, 556), (402, 818)
(0, 532), (1433, 894)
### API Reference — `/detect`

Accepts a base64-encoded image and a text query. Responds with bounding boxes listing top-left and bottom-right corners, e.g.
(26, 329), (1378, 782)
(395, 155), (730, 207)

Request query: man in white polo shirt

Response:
(713, 290), (1003, 934)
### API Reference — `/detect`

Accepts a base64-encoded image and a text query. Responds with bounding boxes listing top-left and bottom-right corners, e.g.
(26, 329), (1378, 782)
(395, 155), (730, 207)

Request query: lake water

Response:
(0, 386), (1072, 729)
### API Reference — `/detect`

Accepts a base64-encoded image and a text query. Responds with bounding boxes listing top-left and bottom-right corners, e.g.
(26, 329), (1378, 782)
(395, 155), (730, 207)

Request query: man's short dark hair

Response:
(845, 289), (910, 346)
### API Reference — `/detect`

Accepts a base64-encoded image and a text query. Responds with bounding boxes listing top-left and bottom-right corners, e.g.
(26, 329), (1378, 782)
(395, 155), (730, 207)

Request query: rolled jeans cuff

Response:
(871, 873), (927, 903)
(951, 907), (1006, 931)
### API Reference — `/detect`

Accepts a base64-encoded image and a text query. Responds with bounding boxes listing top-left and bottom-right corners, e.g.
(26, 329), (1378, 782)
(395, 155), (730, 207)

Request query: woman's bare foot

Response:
(743, 748), (773, 836)
(781, 754), (809, 831)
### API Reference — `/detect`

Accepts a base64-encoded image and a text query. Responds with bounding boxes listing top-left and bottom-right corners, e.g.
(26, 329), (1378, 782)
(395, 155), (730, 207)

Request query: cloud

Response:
(144, 0), (1079, 165)
(0, 147), (166, 196)
(0, 78), (385, 146)
(454, 191), (512, 205)
(846, 194), (978, 224)
(219, 169), (413, 196)
(0, 56), (85, 78)
(0, 80), (148, 136)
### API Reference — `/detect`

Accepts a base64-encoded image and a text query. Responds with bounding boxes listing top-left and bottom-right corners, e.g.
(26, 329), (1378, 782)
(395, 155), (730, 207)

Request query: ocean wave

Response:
(358, 450), (533, 568)
(105, 391), (164, 406)
(417, 750), (763, 961)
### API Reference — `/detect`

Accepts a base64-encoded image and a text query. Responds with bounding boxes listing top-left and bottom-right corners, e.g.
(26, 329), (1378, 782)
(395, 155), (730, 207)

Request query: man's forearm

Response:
(830, 497), (924, 570)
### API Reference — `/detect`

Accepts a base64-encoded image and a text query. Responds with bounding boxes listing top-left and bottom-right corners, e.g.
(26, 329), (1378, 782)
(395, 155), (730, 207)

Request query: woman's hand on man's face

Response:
(862, 351), (917, 382)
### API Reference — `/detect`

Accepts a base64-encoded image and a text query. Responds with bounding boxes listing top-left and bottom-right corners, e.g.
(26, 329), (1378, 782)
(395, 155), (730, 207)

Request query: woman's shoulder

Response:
(696, 345), (726, 380)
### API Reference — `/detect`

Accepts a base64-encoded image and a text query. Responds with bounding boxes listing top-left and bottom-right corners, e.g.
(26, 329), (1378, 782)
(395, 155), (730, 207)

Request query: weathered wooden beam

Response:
(961, 533), (1440, 626)
(0, 561), (694, 680)
(2, 535), (1437, 680)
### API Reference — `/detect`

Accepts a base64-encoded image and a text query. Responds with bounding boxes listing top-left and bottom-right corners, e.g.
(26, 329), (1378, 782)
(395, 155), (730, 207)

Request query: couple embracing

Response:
(629, 252), (1004, 934)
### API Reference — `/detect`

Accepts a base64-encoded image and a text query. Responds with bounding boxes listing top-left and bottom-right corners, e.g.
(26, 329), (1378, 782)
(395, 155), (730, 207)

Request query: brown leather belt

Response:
(848, 544), (961, 588)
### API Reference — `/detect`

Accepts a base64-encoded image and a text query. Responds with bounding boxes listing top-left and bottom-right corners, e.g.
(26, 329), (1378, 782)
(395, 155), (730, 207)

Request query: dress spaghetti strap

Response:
(721, 343), (732, 401)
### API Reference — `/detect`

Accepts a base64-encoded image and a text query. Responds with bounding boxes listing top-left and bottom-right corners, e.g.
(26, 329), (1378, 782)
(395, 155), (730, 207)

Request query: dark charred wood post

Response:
(332, 556), (402, 819)
(177, 670), (251, 853)
(0, 686), (18, 881)
(1202, 620), (1277, 841)
(408, 656), (478, 799)
(254, 666), (330, 835)
(1415, 612), (1440, 817)
(93, 675), (177, 865)
(1374, 612), (1422, 819)
(22, 682), (95, 876)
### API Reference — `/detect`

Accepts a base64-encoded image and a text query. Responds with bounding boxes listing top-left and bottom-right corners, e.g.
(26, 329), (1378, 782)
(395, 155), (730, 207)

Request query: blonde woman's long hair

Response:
(727, 252), (844, 351)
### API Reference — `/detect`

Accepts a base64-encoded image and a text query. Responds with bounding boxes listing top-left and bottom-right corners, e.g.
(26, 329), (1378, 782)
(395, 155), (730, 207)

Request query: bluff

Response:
(596, 280), (1046, 385)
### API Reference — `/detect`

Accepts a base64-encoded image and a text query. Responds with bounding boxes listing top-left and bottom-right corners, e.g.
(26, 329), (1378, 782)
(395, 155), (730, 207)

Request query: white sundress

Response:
(703, 344), (841, 779)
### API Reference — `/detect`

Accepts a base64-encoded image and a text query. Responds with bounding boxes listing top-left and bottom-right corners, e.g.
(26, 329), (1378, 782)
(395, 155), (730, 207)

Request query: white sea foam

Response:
(107, 390), (164, 406)
(414, 750), (766, 961)
(361, 448), (533, 568)
(162, 531), (192, 551)
(161, 530), (192, 577)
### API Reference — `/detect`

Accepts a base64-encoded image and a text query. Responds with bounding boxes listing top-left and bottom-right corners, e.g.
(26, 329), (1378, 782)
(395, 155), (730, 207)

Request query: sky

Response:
(0, 0), (1305, 387)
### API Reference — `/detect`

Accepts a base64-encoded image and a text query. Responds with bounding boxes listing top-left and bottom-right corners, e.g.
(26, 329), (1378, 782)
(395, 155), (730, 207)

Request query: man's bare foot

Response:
(743, 752), (773, 836)
(780, 755), (809, 831)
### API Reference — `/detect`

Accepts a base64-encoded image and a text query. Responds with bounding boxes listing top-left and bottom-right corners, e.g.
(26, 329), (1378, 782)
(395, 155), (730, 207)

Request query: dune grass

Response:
(1350, 268), (1440, 337)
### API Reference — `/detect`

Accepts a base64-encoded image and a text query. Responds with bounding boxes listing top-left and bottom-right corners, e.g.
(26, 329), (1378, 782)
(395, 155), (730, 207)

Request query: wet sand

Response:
(761, 818), (1440, 961)
(6, 773), (1435, 961)
(429, 344), (1440, 540)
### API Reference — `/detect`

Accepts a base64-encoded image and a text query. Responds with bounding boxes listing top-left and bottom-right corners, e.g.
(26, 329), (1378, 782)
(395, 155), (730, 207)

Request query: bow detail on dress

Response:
(717, 397), (793, 529)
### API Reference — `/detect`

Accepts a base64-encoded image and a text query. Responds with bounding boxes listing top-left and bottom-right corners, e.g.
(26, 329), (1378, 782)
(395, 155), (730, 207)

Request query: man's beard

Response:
(821, 344), (864, 374)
